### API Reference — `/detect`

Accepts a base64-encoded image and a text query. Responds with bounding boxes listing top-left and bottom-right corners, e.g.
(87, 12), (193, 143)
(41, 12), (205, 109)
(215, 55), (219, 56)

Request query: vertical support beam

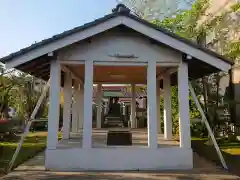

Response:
(178, 62), (191, 148)
(156, 80), (161, 134)
(96, 83), (103, 128)
(123, 103), (126, 115)
(47, 59), (61, 149)
(78, 85), (84, 130)
(131, 84), (136, 128)
(71, 81), (79, 133)
(104, 101), (108, 114)
(163, 74), (172, 140)
(82, 60), (93, 148)
(75, 84), (81, 131)
(62, 72), (72, 139)
(147, 61), (158, 148)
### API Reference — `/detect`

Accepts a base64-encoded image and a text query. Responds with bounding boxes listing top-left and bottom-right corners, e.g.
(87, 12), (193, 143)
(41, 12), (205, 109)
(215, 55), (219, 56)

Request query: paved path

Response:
(1, 129), (240, 180)
(1, 158), (240, 180)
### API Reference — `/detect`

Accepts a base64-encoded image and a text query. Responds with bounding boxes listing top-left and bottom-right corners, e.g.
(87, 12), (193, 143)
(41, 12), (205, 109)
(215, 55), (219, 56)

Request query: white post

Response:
(122, 103), (126, 115)
(131, 84), (136, 128)
(96, 83), (103, 128)
(62, 72), (72, 139)
(47, 59), (61, 149)
(147, 61), (158, 148)
(75, 84), (81, 131)
(104, 101), (108, 114)
(78, 86), (84, 130)
(178, 62), (191, 148)
(82, 60), (93, 148)
(71, 81), (79, 133)
(163, 74), (172, 140)
(156, 80), (161, 134)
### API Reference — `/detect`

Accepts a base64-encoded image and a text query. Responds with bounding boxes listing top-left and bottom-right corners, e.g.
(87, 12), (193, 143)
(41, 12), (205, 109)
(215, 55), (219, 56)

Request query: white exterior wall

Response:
(45, 147), (192, 171)
(58, 31), (181, 63)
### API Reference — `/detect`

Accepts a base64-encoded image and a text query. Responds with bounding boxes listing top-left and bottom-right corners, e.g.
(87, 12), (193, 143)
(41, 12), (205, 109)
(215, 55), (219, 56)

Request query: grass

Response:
(0, 132), (47, 173)
(191, 137), (240, 176)
(218, 140), (240, 155)
(223, 148), (240, 155)
(192, 136), (240, 154)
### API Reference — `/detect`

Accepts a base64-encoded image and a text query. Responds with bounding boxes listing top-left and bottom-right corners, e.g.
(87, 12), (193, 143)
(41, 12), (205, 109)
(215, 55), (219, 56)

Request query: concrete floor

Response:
(1, 129), (240, 180)
(57, 128), (179, 149)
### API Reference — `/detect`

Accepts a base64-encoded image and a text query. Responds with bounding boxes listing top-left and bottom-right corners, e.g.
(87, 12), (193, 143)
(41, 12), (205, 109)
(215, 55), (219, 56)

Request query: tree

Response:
(122, 0), (195, 20)
(13, 73), (48, 123)
(0, 64), (17, 119)
(124, 0), (239, 137)
(156, 0), (240, 136)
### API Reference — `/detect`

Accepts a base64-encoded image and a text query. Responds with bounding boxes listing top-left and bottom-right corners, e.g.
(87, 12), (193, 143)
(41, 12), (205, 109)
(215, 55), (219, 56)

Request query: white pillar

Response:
(122, 103), (126, 115)
(156, 80), (161, 134)
(78, 86), (84, 130)
(82, 60), (93, 148)
(131, 84), (136, 128)
(104, 101), (108, 114)
(178, 61), (191, 148)
(71, 81), (79, 133)
(147, 60), (158, 148)
(163, 75), (172, 140)
(47, 59), (61, 149)
(62, 72), (72, 139)
(96, 83), (103, 128)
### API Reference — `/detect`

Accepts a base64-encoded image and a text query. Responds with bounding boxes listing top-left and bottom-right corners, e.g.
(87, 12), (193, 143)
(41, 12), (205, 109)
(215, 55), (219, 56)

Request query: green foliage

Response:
(153, 0), (239, 137)
(153, 0), (210, 40)
(0, 66), (17, 119)
(30, 121), (48, 132)
(224, 41), (240, 60)
(0, 65), (48, 132)
(191, 122), (208, 137)
(230, 2), (240, 12)
(9, 73), (48, 122)
(123, 0), (196, 21)
(152, 0), (240, 64)
(0, 120), (19, 142)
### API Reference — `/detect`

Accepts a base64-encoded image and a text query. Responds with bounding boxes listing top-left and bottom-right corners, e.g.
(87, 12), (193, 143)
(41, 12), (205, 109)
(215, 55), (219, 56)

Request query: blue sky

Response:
(0, 0), (117, 58)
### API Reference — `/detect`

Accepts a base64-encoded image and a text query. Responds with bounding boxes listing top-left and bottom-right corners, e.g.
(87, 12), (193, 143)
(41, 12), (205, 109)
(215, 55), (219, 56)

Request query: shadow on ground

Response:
(1, 170), (240, 180)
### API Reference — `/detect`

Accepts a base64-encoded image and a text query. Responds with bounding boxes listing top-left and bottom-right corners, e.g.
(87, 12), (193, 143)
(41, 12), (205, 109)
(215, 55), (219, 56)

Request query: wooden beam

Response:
(61, 65), (83, 84)
(60, 60), (84, 65)
(157, 67), (177, 80)
(18, 57), (49, 72)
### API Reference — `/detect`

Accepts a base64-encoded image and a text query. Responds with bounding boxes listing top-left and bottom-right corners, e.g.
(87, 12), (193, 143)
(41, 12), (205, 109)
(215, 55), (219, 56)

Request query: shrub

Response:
(0, 120), (19, 142)
(190, 121), (208, 138)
